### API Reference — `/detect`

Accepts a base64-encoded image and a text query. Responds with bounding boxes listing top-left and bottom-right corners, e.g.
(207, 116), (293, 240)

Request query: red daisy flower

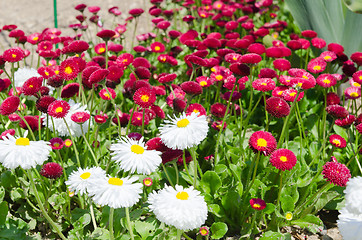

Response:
(22, 77), (43, 96)
(158, 73), (177, 84)
(150, 42), (165, 53)
(0, 96), (20, 116)
(250, 198), (266, 210)
(151, 104), (165, 119)
(89, 69), (109, 84)
(135, 66), (151, 79)
(49, 137), (64, 150)
(316, 74), (337, 88)
(301, 30), (317, 38)
(186, 103), (207, 116)
(325, 104), (349, 119)
(282, 89), (304, 102)
(133, 87), (156, 108)
(248, 43), (266, 55)
(71, 112), (90, 124)
(67, 40), (89, 54)
(327, 43), (344, 55)
(130, 111), (149, 126)
(3, 47), (25, 62)
(320, 51), (337, 62)
(99, 88), (116, 100)
(143, 177), (153, 187)
(351, 52), (362, 66)
(249, 131), (277, 156)
(94, 112), (108, 124)
(335, 114), (356, 128)
(196, 76), (212, 88)
(269, 148), (297, 171)
(146, 137), (169, 152)
(59, 58), (79, 80)
(61, 83), (80, 98)
(252, 78), (276, 92)
(353, 70), (362, 84)
(240, 53), (262, 64)
(19, 115), (41, 131)
(326, 92), (340, 106)
(307, 58), (327, 74)
(311, 37), (326, 49)
(47, 75), (64, 88)
(36, 96), (56, 113)
(47, 100), (70, 118)
(345, 87), (361, 100)
(329, 134), (347, 148)
(173, 98), (186, 112)
(0, 129), (16, 139)
(116, 53), (134, 68)
(266, 97), (290, 118)
(166, 88), (186, 108)
(64, 139), (73, 147)
(96, 29), (116, 41)
(322, 161), (351, 187)
(94, 43), (106, 55)
(210, 103), (227, 118)
(180, 81), (203, 95)
(40, 162), (63, 179)
(129, 8), (144, 17)
(212, 120), (227, 131)
(224, 53), (242, 64)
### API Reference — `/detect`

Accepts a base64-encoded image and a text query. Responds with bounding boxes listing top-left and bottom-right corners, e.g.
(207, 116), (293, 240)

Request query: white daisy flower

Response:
(110, 136), (162, 175)
(343, 176), (362, 214)
(88, 175), (142, 209)
(65, 167), (106, 196)
(14, 67), (41, 87)
(148, 185), (208, 231)
(0, 132), (51, 169)
(45, 99), (90, 137)
(338, 207), (362, 240)
(159, 112), (209, 150)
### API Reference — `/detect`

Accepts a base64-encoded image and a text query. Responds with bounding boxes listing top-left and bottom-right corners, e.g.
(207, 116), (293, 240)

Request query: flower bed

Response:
(0, 0), (361, 239)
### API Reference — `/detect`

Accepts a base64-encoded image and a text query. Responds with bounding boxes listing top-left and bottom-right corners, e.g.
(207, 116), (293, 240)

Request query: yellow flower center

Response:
(131, 144), (144, 154)
(359, 76), (362, 80)
(290, 92), (296, 97)
(141, 94), (150, 102)
(211, 67), (216, 72)
(350, 92), (359, 97)
(332, 139), (341, 146)
(55, 70), (59, 74)
(302, 75), (308, 80)
(261, 83), (267, 86)
(54, 143), (60, 147)
(313, 65), (321, 71)
(277, 91), (283, 95)
(29, 84), (33, 88)
(65, 140), (72, 146)
(64, 66), (73, 74)
(324, 56), (331, 60)
(144, 179), (152, 185)
(200, 228), (208, 235)
(154, 46), (161, 51)
(15, 137), (30, 146)
(280, 156), (287, 162)
(33, 37), (39, 41)
(98, 47), (105, 53)
(215, 75), (223, 81)
(108, 177), (123, 186)
(233, 57), (237, 61)
(80, 172), (91, 179)
(177, 118), (190, 128)
(45, 71), (49, 76)
(200, 13), (206, 18)
(104, 93), (110, 98)
(253, 203), (261, 208)
(257, 138), (267, 147)
(176, 191), (189, 200)
(55, 107), (63, 113)
(286, 212), (293, 220)
(353, 82), (361, 87)
(200, 81), (207, 86)
(323, 79), (330, 84)
(12, 54), (17, 58)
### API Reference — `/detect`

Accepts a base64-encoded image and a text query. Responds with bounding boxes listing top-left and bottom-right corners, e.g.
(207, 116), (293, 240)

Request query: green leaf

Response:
(89, 228), (110, 240)
(221, 190), (241, 212)
(0, 186), (5, 203)
(10, 188), (24, 202)
(134, 220), (156, 240)
(208, 204), (224, 218)
(200, 171), (222, 196)
(281, 195), (295, 213)
(314, 191), (339, 214)
(333, 125), (348, 141)
(259, 231), (284, 240)
(210, 222), (228, 239)
(291, 214), (323, 233)
(0, 201), (8, 225)
(264, 203), (276, 214)
(214, 164), (229, 180)
(343, 0), (362, 14)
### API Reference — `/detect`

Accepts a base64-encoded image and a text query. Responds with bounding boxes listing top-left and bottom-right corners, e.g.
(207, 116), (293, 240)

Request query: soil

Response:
(0, 0), (344, 239)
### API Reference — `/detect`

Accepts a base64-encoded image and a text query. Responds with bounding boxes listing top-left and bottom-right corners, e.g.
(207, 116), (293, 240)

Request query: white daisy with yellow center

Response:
(65, 167), (106, 195)
(148, 185), (208, 231)
(159, 112), (209, 150)
(110, 136), (162, 175)
(0, 132), (51, 169)
(87, 176), (142, 209)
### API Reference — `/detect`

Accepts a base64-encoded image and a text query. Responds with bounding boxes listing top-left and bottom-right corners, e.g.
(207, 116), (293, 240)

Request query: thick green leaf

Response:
(210, 222), (228, 239)
(0, 186), (5, 203)
(281, 195), (295, 213)
(0, 201), (8, 225)
(208, 204), (224, 218)
(134, 220), (156, 240)
(291, 214), (323, 231)
(264, 203), (276, 214)
(333, 125), (348, 141)
(314, 191), (339, 214)
(259, 231), (284, 240)
(343, 0), (362, 13)
(200, 171), (222, 196)
(10, 188), (24, 202)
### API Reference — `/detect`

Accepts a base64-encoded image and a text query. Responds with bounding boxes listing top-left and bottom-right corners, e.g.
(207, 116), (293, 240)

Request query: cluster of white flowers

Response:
(338, 176), (362, 239)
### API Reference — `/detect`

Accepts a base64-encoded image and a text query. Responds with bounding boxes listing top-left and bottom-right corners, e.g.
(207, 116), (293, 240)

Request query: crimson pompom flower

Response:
(158, 73), (177, 84)
(252, 78), (276, 92)
(0, 129), (16, 139)
(36, 96), (56, 113)
(49, 137), (64, 150)
(145, 137), (168, 152)
(225, 53), (242, 63)
(96, 29), (116, 41)
(266, 97), (290, 118)
(320, 51), (337, 62)
(301, 30), (317, 38)
(353, 70), (362, 84)
(250, 198), (266, 210)
(131, 111), (149, 126)
(210, 103), (227, 118)
(71, 112), (90, 124)
(135, 66), (151, 79)
(322, 160), (351, 187)
(94, 112), (108, 124)
(240, 53), (262, 64)
(173, 98), (186, 112)
(0, 96), (20, 116)
(47, 100), (70, 118)
(129, 8), (144, 17)
(325, 104), (349, 119)
(307, 58), (327, 74)
(19, 115), (40, 131)
(181, 81), (203, 95)
(89, 69), (109, 84)
(351, 52), (362, 66)
(345, 87), (361, 100)
(212, 120), (227, 131)
(116, 53), (134, 67)
(326, 92), (340, 106)
(61, 83), (80, 98)
(248, 43), (266, 55)
(335, 114), (356, 128)
(329, 134), (347, 148)
(22, 77), (43, 96)
(59, 58), (79, 80)
(88, 5), (100, 14)
(196, 76), (212, 87)
(47, 75), (64, 88)
(259, 68), (277, 79)
(133, 87), (156, 108)
(316, 74), (337, 88)
(269, 148), (297, 171)
(99, 88), (116, 100)
(67, 40), (89, 54)
(249, 131), (277, 156)
(311, 37), (326, 49)
(40, 162), (63, 179)
(186, 103), (207, 116)
(157, 20), (171, 30)
(3, 47), (24, 62)
(94, 43), (106, 55)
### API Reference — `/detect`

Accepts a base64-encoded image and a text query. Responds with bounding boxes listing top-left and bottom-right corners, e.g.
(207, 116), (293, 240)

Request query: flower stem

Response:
(162, 163), (175, 187)
(190, 147), (198, 188)
(109, 207), (114, 240)
(176, 229), (183, 240)
(27, 169), (67, 240)
(81, 126), (99, 167)
(63, 118), (81, 167)
(276, 170), (284, 209)
(89, 197), (97, 230)
(125, 207), (134, 240)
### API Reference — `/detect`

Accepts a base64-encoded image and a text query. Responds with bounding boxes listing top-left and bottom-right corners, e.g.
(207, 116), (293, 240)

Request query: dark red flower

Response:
(0, 129), (16, 139)
(269, 148), (297, 171)
(311, 37), (326, 49)
(322, 161), (350, 187)
(250, 198), (266, 210)
(326, 104), (349, 119)
(307, 58), (327, 74)
(266, 97), (290, 118)
(186, 103), (206, 116)
(99, 88), (116, 100)
(59, 58), (79, 80)
(47, 100), (70, 118)
(252, 78), (276, 92)
(22, 77), (43, 96)
(301, 30), (317, 38)
(326, 92), (340, 106)
(36, 96), (56, 113)
(40, 162), (63, 179)
(249, 131), (277, 156)
(180, 81), (203, 95)
(3, 47), (24, 62)
(351, 52), (362, 66)
(89, 69), (109, 84)
(133, 87), (156, 108)
(129, 8), (144, 17)
(335, 114), (355, 128)
(71, 112), (90, 124)
(210, 103), (227, 118)
(0, 96), (20, 115)
(67, 40), (89, 53)
(49, 137), (64, 150)
(19, 115), (41, 131)
(329, 134), (347, 148)
(240, 53), (262, 64)
(61, 83), (80, 98)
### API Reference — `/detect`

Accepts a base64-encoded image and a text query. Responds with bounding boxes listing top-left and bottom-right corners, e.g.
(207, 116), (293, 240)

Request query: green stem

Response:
(125, 207), (134, 240)
(176, 229), (183, 240)
(63, 118), (81, 167)
(89, 197), (97, 230)
(109, 207), (114, 240)
(276, 170), (284, 209)
(81, 126), (99, 167)
(162, 163), (174, 187)
(190, 147), (198, 188)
